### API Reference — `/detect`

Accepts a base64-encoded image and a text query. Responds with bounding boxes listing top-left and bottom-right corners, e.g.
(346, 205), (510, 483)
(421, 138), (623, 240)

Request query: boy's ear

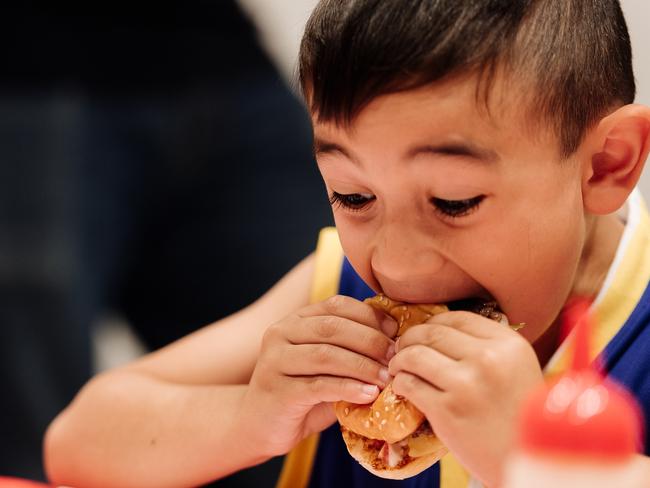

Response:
(582, 104), (650, 215)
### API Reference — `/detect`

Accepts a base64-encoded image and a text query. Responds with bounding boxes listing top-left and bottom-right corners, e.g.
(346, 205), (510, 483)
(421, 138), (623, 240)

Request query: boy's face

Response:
(312, 75), (588, 344)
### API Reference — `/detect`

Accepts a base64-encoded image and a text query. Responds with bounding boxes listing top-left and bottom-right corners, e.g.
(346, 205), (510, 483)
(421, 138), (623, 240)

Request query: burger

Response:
(334, 294), (509, 479)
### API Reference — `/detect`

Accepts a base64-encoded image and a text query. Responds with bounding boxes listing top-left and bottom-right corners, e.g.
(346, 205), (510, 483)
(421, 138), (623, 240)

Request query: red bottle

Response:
(502, 300), (646, 487)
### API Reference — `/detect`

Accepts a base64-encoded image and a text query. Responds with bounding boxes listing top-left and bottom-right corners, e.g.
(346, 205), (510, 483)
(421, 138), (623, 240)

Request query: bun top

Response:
(364, 295), (448, 337)
(337, 383), (425, 444)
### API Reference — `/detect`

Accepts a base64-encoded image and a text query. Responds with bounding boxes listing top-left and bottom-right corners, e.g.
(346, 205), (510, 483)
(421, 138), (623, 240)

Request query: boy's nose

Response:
(370, 231), (447, 302)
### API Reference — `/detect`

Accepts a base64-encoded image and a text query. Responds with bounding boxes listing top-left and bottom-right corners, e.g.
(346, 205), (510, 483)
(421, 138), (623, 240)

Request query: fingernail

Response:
(382, 317), (398, 338)
(361, 384), (379, 397)
(378, 368), (391, 385)
(385, 343), (396, 362)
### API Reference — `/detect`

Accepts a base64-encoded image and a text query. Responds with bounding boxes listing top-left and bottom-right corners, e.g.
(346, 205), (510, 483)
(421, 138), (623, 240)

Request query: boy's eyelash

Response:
(329, 192), (375, 211)
(329, 192), (485, 218)
(430, 195), (485, 218)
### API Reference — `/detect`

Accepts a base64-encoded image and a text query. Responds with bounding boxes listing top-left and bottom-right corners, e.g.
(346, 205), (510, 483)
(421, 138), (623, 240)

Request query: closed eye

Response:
(431, 195), (485, 218)
(329, 192), (375, 211)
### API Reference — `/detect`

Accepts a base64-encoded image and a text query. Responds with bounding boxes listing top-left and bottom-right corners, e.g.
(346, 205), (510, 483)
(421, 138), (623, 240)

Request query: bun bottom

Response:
(341, 426), (448, 480)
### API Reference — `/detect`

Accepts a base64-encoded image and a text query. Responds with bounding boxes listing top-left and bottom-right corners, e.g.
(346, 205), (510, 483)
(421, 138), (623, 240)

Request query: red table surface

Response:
(0, 477), (51, 487)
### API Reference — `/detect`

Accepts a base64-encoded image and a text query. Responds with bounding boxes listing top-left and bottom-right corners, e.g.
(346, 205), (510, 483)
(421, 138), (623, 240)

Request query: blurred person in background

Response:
(0, 2), (328, 485)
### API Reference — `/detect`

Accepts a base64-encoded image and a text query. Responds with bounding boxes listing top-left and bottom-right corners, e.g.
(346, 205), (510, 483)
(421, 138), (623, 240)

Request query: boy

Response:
(45, 1), (650, 487)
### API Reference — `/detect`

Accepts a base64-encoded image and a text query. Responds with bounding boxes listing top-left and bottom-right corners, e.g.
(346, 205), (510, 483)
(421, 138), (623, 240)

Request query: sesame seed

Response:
(395, 414), (401, 421)
(365, 420), (370, 428)
(381, 419), (387, 425)
(375, 411), (380, 418)
(384, 406), (389, 411)
(400, 422), (406, 429)
(344, 407), (349, 416)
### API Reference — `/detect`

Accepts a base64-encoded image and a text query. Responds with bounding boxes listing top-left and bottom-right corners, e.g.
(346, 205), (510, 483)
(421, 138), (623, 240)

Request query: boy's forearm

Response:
(45, 371), (264, 488)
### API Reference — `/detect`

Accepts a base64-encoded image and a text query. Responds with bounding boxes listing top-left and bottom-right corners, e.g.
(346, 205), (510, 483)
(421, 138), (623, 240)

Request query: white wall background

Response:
(237, 0), (318, 85)
(621, 0), (650, 197)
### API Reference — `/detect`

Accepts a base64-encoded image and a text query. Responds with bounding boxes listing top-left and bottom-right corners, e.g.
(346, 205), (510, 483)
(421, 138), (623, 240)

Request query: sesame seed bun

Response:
(334, 295), (450, 479)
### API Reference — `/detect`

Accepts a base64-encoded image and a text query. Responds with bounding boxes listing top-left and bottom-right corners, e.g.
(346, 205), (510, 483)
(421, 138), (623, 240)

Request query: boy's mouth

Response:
(375, 294), (518, 331)
(446, 297), (504, 320)
(372, 292), (506, 323)
(374, 275), (493, 308)
(451, 297), (515, 327)
(376, 284), (500, 312)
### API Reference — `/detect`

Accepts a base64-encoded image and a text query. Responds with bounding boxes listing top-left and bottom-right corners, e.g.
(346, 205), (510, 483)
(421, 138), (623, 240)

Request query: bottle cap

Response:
(518, 299), (643, 459)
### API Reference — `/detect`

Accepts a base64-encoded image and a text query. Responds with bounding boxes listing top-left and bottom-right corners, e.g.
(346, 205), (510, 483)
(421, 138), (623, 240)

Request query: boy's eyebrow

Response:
(313, 137), (498, 164)
(313, 138), (353, 159)
(406, 142), (499, 164)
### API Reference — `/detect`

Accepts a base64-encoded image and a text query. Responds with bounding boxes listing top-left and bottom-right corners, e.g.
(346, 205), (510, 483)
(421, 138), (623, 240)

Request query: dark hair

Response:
(299, 0), (635, 157)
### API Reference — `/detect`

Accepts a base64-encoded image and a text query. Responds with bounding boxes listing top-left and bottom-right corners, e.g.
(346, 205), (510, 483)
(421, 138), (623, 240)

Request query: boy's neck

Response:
(572, 212), (625, 299)
(534, 212), (625, 367)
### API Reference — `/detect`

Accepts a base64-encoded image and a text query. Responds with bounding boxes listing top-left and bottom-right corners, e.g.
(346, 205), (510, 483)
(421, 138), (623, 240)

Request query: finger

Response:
(286, 315), (395, 365)
(423, 310), (509, 339)
(391, 371), (444, 415)
(388, 344), (457, 391)
(289, 375), (381, 406)
(305, 402), (338, 434)
(298, 295), (398, 337)
(396, 323), (480, 360)
(282, 344), (391, 388)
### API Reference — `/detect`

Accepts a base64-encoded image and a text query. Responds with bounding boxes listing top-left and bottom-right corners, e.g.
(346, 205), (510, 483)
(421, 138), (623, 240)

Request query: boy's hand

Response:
(388, 311), (543, 487)
(238, 295), (397, 458)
